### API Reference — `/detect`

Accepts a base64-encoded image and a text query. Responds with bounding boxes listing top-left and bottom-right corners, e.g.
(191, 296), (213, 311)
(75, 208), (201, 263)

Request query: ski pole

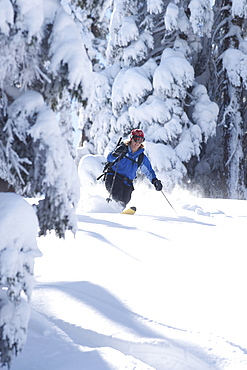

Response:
(97, 155), (121, 181)
(161, 189), (177, 214)
(97, 137), (123, 181)
(106, 157), (121, 203)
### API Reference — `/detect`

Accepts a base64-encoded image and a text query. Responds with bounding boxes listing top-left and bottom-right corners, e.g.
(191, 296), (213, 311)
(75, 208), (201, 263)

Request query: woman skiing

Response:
(105, 129), (162, 209)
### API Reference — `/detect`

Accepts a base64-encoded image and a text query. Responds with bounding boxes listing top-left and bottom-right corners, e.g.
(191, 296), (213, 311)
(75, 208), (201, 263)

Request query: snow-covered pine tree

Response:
(0, 0), (92, 237)
(194, 0), (247, 198)
(0, 194), (40, 369)
(78, 0), (218, 190)
(60, 0), (111, 154)
(0, 1), (92, 367)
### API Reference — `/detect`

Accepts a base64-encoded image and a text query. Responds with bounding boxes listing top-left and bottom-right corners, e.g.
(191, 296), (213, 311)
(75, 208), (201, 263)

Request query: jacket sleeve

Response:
(140, 155), (157, 182)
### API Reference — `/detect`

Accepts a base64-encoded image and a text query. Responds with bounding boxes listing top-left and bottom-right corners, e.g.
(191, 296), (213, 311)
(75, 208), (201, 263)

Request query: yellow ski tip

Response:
(121, 207), (136, 215)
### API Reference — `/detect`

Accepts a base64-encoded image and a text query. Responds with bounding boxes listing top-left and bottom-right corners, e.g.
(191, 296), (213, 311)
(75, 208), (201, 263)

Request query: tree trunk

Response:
(0, 179), (14, 192)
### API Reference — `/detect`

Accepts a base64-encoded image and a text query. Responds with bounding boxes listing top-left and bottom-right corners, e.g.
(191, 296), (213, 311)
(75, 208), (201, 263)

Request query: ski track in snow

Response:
(29, 283), (216, 370)
(12, 192), (247, 370)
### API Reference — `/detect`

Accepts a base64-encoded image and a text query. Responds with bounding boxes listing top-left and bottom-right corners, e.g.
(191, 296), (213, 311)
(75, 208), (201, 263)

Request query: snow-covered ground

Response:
(11, 184), (247, 370)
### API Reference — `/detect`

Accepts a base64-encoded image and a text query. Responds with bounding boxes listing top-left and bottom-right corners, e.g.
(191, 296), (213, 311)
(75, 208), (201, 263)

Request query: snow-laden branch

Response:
(112, 59), (156, 115)
(222, 48), (247, 89)
(153, 48), (194, 99)
(232, 0), (247, 18)
(189, 0), (213, 36)
(45, 0), (92, 92)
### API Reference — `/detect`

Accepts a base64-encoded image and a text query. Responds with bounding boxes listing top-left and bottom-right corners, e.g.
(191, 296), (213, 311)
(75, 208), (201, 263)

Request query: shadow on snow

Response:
(35, 281), (164, 340)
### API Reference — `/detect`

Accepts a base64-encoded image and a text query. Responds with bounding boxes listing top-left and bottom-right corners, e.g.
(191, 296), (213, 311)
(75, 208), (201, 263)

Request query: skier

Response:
(105, 129), (162, 209)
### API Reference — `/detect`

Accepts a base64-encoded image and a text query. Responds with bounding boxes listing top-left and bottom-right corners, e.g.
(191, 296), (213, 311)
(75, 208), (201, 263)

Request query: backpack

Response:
(127, 150), (144, 168)
(97, 138), (144, 181)
(115, 140), (144, 168)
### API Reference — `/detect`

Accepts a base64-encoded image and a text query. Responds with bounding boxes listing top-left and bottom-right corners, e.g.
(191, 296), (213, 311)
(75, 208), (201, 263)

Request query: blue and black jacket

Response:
(107, 144), (157, 186)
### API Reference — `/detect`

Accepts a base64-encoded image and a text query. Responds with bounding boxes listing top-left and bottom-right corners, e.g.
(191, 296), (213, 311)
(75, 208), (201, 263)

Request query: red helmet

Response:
(130, 129), (145, 139)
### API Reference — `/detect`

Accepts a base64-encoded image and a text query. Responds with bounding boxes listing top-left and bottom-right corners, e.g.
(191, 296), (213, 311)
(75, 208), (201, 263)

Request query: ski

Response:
(121, 206), (136, 215)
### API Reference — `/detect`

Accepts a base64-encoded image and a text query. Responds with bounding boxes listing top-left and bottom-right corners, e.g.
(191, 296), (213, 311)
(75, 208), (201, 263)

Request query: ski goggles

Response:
(132, 135), (145, 143)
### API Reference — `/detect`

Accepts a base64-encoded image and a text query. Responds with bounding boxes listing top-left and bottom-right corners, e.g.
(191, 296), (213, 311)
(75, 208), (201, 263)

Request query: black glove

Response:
(112, 144), (128, 159)
(152, 178), (162, 191)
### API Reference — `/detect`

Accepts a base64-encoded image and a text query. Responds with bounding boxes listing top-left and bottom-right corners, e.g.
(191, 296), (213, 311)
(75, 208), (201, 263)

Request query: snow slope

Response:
(11, 185), (247, 370)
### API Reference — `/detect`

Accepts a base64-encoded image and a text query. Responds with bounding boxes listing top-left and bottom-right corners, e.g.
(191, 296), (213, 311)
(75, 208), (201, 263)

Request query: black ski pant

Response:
(105, 173), (134, 208)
